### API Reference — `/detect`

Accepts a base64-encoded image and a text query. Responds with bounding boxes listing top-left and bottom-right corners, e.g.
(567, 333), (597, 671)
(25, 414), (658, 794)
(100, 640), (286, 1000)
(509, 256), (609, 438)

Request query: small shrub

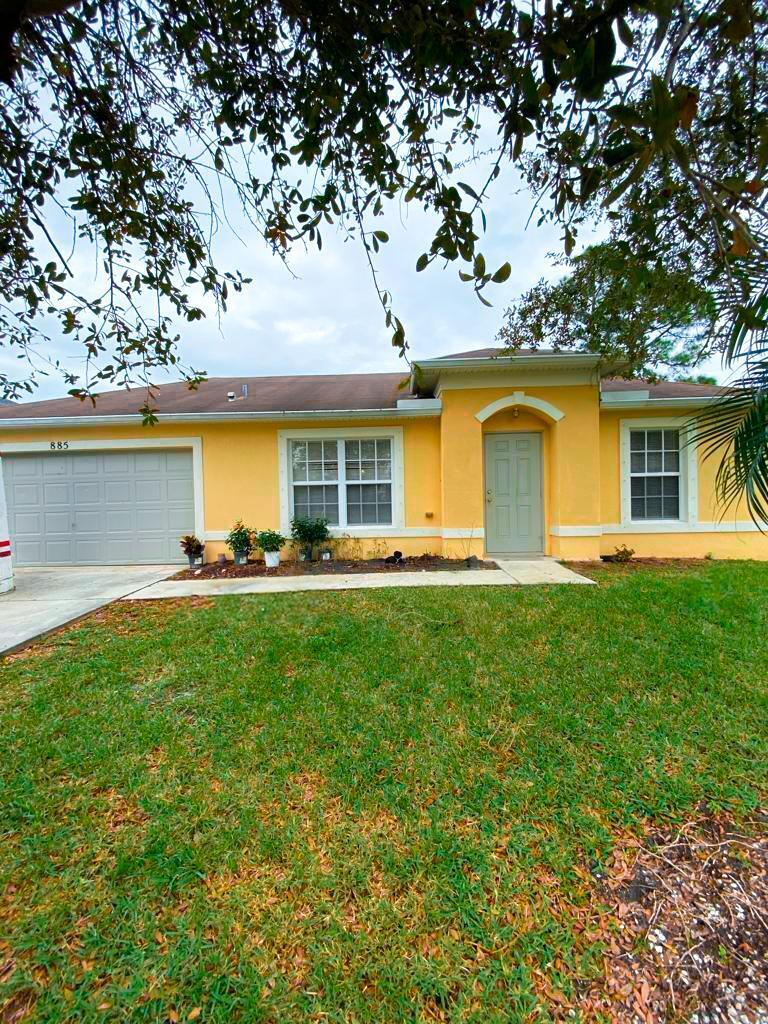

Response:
(226, 519), (254, 555)
(179, 534), (204, 558)
(613, 544), (635, 563)
(290, 516), (330, 558)
(256, 529), (286, 553)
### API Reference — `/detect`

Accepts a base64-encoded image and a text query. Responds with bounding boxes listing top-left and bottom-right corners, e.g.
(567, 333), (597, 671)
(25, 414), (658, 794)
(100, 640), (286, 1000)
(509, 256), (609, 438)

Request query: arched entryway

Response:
(476, 393), (565, 556)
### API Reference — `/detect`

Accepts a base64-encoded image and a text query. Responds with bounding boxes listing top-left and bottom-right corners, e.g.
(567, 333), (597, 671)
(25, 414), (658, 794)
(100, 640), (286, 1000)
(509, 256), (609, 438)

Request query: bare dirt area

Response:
(571, 814), (768, 1023)
(172, 553), (499, 580)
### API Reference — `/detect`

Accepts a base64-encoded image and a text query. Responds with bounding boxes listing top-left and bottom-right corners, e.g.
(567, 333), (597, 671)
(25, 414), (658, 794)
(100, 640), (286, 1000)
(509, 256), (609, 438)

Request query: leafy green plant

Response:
(179, 535), (204, 558)
(613, 545), (636, 563)
(226, 520), (254, 555)
(290, 516), (330, 559)
(256, 529), (286, 553)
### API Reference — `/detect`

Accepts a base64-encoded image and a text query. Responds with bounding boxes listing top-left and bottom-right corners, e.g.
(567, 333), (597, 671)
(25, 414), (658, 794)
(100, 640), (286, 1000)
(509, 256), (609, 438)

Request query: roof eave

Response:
(0, 404), (442, 430)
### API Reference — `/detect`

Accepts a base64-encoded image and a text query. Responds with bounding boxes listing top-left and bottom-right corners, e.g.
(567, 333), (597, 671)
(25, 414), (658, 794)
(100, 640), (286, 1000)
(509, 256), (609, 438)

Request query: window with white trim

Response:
(289, 437), (393, 526)
(629, 428), (681, 520)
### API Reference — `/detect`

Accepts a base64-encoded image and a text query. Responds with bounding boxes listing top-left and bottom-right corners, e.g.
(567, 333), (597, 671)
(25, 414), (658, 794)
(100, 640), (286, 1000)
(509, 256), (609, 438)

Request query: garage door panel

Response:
(135, 507), (165, 531)
(165, 451), (193, 473)
(72, 454), (100, 474)
(15, 540), (44, 564)
(45, 511), (71, 532)
(43, 482), (70, 504)
(74, 509), (103, 532)
(105, 509), (132, 531)
(135, 479), (163, 502)
(73, 481), (101, 503)
(134, 451), (164, 471)
(10, 482), (40, 505)
(168, 478), (194, 501)
(168, 508), (194, 532)
(46, 540), (75, 563)
(103, 454), (131, 473)
(105, 480), (134, 502)
(4, 449), (193, 565)
(14, 512), (43, 534)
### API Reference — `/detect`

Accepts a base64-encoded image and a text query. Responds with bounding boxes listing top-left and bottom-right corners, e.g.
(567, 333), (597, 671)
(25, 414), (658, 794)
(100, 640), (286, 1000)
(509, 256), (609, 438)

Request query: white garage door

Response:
(4, 449), (194, 565)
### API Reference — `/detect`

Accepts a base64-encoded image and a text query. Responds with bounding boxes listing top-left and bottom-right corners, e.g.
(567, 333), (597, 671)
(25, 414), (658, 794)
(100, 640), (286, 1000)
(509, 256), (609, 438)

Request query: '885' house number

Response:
(49, 441), (70, 450)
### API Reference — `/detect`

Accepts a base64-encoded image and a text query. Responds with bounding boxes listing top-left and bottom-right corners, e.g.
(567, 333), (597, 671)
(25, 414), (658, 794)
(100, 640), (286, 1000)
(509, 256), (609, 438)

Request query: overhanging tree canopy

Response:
(0, 0), (765, 413)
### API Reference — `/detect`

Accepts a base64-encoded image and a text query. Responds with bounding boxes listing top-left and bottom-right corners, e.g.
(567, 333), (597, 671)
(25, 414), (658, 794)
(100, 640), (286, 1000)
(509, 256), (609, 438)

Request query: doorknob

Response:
(486, 489), (494, 504)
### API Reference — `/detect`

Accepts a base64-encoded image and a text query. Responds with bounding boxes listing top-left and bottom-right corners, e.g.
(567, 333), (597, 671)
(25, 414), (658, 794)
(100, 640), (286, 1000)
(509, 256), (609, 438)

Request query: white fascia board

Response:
(415, 353), (602, 372)
(601, 390), (651, 404)
(396, 397), (442, 411)
(600, 396), (719, 412)
(0, 406), (442, 430)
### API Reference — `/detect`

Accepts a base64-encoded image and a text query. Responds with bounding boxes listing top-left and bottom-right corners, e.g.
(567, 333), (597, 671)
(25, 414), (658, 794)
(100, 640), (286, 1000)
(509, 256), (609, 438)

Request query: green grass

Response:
(1, 562), (766, 1023)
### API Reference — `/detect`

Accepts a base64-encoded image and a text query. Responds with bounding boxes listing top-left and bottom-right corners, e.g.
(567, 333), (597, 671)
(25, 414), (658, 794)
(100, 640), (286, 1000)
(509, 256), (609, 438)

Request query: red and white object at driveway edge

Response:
(0, 455), (15, 594)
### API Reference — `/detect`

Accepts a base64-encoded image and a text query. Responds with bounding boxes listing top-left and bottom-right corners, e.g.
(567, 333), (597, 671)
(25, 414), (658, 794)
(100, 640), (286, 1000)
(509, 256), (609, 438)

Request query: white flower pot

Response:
(265, 550), (280, 568)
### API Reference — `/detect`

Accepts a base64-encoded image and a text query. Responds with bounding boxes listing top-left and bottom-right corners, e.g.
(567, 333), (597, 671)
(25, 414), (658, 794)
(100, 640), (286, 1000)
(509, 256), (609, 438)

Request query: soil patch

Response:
(172, 553), (499, 580)
(572, 814), (768, 1022)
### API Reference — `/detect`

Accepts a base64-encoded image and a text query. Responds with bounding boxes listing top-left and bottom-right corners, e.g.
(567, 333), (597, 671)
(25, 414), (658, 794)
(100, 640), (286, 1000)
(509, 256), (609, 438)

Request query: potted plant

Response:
(257, 529), (286, 569)
(180, 534), (205, 567)
(290, 516), (330, 561)
(226, 519), (254, 565)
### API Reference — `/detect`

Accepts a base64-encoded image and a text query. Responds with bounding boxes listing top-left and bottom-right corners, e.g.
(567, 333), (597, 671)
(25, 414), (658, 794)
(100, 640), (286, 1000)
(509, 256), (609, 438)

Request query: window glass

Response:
(291, 437), (393, 527)
(629, 429), (681, 520)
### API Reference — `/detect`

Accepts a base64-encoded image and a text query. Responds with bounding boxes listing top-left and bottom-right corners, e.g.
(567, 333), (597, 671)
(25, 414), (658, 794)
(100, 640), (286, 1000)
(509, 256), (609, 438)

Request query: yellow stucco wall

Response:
(1, 383), (766, 563)
(598, 409), (768, 560)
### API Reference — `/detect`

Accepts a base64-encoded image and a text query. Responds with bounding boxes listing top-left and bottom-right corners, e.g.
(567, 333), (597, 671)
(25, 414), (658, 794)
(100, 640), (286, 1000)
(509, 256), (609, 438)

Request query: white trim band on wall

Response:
(203, 526), (485, 542)
(551, 522), (765, 536)
(0, 436), (206, 540)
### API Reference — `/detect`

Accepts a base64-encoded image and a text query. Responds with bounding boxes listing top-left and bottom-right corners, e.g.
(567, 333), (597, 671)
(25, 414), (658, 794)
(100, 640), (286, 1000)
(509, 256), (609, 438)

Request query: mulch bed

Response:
(172, 553), (499, 580)
(560, 813), (768, 1022)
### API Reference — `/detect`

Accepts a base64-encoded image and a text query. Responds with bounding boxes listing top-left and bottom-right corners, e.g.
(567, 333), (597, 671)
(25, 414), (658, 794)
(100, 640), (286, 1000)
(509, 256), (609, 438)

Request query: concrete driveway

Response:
(0, 565), (177, 655)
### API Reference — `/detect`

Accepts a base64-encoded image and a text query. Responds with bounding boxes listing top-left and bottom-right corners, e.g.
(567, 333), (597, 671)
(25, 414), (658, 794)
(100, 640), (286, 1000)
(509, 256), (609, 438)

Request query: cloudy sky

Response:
(4, 157), (725, 402)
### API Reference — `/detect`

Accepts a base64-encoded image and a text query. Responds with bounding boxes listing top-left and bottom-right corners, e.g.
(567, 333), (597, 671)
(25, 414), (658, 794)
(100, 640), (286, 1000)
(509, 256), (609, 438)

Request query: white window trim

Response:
(0, 436), (205, 539)
(277, 427), (405, 535)
(620, 417), (697, 529)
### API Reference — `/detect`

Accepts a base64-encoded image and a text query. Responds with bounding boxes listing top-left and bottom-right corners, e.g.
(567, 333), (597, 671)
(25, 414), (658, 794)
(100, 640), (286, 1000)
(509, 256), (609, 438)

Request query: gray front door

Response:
(484, 432), (543, 554)
(4, 449), (194, 565)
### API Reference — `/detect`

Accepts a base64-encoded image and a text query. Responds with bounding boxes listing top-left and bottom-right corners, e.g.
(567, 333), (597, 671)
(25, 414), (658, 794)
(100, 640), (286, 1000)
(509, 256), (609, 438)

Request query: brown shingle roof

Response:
(601, 377), (722, 398)
(0, 373), (410, 419)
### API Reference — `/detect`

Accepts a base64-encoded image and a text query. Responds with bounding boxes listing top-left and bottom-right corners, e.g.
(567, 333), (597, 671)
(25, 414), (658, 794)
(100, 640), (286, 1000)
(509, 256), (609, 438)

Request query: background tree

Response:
(0, 0), (765, 505)
(497, 240), (717, 380)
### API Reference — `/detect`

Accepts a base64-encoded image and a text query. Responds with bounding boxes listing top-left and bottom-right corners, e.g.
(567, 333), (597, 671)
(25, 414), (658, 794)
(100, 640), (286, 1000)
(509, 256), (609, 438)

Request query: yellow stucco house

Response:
(0, 348), (765, 565)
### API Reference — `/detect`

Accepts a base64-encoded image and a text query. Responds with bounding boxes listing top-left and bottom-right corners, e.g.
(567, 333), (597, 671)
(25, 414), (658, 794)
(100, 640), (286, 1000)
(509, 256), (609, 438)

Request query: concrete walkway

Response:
(125, 558), (594, 601)
(0, 565), (177, 654)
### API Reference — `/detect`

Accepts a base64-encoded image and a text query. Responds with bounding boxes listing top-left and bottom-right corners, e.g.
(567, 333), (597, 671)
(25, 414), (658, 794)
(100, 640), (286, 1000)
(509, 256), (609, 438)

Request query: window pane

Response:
(308, 462), (324, 481)
(293, 484), (338, 525)
(646, 451), (663, 472)
(361, 440), (376, 460)
(376, 439), (391, 459)
(664, 430), (679, 450)
(631, 452), (645, 473)
(377, 459), (392, 480)
(646, 495), (663, 517)
(360, 460), (376, 480)
(630, 431), (645, 451)
(647, 477), (662, 496)
(664, 451), (679, 472)
(631, 496), (646, 518)
(646, 430), (663, 450)
(662, 496), (680, 518)
(345, 481), (392, 525)
(662, 477), (679, 497)
(291, 441), (308, 481)
(631, 478), (645, 497)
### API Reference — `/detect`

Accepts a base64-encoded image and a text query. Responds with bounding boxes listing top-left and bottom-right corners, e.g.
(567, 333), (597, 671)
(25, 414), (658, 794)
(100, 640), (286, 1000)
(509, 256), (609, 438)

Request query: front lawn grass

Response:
(1, 562), (766, 1022)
